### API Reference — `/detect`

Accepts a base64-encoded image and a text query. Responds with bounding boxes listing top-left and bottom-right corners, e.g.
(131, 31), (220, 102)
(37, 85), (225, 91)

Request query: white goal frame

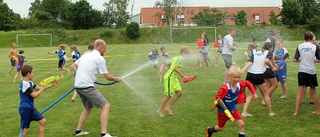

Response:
(169, 27), (217, 44)
(16, 34), (53, 47)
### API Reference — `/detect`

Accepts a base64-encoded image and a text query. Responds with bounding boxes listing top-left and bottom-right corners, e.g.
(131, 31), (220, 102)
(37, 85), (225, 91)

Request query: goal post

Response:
(16, 34), (53, 47)
(169, 27), (216, 44)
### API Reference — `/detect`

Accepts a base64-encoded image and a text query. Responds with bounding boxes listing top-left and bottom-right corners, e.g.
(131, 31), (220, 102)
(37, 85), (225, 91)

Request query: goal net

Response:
(170, 27), (216, 44)
(16, 34), (53, 47)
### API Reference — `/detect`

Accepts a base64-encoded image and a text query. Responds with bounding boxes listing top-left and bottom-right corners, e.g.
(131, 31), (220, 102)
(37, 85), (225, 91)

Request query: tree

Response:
(0, 1), (21, 31)
(298, 0), (320, 24)
(40, 0), (69, 20)
(269, 10), (280, 25)
(154, 0), (178, 26)
(192, 8), (227, 26)
(126, 22), (140, 39)
(102, 0), (130, 28)
(234, 10), (247, 25)
(65, 0), (102, 29)
(307, 15), (320, 31)
(280, 0), (302, 28)
(28, 0), (41, 16)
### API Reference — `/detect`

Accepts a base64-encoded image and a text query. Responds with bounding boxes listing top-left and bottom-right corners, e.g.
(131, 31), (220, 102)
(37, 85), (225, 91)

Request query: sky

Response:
(4, 0), (282, 18)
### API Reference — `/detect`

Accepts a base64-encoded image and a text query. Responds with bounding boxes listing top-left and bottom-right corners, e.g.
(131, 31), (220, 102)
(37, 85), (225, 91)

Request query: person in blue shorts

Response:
(274, 39), (289, 98)
(18, 65), (56, 137)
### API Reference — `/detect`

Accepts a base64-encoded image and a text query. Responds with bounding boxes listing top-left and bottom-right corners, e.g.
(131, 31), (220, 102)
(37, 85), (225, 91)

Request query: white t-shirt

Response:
(294, 42), (317, 74)
(74, 50), (108, 88)
(248, 50), (269, 74)
(222, 34), (234, 55)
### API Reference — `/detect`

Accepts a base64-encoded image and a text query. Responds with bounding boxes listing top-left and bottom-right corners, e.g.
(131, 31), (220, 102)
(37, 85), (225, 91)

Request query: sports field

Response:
(1, 41), (320, 137)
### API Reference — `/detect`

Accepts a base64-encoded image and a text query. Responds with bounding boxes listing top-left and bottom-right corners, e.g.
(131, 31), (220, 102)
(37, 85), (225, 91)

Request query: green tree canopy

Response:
(0, 1), (21, 31)
(191, 8), (227, 26)
(280, 0), (302, 28)
(234, 10), (247, 26)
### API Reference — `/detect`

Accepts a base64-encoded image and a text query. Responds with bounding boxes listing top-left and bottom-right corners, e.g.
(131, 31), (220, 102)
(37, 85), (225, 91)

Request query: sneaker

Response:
(206, 127), (212, 137)
(74, 130), (89, 136)
(301, 102), (306, 106)
(101, 133), (114, 137)
(241, 113), (252, 117)
(268, 112), (276, 117)
(310, 102), (315, 105)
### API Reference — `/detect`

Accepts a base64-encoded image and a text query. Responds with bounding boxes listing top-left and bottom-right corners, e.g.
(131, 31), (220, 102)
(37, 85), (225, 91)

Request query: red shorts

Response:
(217, 109), (242, 128)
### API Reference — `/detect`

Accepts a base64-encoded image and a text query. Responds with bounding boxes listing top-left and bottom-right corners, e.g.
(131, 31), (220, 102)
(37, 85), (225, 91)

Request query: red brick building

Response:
(140, 6), (281, 26)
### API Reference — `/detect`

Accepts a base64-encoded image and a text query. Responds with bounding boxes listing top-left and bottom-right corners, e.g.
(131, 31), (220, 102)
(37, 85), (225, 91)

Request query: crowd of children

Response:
(8, 29), (320, 137)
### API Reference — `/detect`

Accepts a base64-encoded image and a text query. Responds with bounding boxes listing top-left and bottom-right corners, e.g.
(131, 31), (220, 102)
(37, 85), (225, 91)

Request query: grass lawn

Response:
(1, 41), (320, 137)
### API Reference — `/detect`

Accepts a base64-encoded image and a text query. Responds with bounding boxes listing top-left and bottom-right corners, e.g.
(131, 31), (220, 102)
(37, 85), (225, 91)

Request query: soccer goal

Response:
(169, 27), (216, 44)
(16, 34), (53, 47)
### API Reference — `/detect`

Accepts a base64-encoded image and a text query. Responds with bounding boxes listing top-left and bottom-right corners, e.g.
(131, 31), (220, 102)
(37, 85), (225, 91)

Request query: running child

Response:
(13, 50), (27, 82)
(206, 65), (258, 137)
(274, 39), (289, 98)
(215, 34), (223, 66)
(18, 65), (57, 137)
(159, 47), (171, 82)
(69, 45), (82, 102)
(7, 43), (18, 76)
(148, 47), (160, 75)
(48, 44), (70, 77)
(241, 42), (277, 116)
(157, 46), (192, 117)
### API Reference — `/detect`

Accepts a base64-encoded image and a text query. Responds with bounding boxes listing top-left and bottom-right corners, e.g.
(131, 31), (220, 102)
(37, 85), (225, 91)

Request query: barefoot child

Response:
(157, 46), (192, 117)
(207, 65), (258, 137)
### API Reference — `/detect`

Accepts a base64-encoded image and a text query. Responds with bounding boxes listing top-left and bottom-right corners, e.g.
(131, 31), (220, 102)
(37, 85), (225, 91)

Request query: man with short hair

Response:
(72, 39), (122, 137)
(221, 28), (236, 82)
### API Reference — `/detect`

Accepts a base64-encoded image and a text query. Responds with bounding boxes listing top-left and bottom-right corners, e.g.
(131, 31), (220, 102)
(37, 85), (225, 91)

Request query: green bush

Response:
(126, 22), (140, 39)
(307, 15), (320, 32)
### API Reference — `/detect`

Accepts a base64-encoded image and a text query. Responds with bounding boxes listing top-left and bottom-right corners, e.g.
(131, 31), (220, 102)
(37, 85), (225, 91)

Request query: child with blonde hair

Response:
(207, 65), (258, 137)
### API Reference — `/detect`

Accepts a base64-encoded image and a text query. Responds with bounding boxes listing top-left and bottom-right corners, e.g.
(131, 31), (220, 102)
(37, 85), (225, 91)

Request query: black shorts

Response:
(58, 60), (65, 68)
(298, 72), (318, 88)
(246, 72), (265, 85)
(10, 59), (16, 66)
(263, 68), (276, 79)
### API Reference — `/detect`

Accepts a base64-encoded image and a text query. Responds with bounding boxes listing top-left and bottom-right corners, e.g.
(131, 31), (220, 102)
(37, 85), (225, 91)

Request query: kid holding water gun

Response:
(207, 65), (258, 137)
(48, 44), (70, 77)
(7, 43), (18, 76)
(157, 46), (193, 117)
(18, 65), (57, 137)
(13, 50), (27, 82)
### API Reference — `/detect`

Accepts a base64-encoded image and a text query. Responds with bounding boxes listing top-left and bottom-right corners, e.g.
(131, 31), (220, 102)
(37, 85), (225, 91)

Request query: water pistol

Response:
(182, 76), (196, 83)
(214, 98), (235, 122)
(40, 75), (61, 87)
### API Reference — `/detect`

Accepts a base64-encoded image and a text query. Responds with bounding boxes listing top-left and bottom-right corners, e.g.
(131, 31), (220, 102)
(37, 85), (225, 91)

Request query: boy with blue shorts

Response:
(157, 46), (192, 117)
(274, 39), (289, 98)
(18, 65), (56, 137)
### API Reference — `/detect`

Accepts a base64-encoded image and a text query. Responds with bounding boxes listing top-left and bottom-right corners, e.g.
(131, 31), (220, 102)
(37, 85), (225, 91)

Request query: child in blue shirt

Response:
(18, 65), (56, 137)
(48, 44), (70, 77)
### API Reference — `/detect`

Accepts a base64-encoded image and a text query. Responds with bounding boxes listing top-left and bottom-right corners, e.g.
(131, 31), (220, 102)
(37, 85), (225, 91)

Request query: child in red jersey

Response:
(206, 65), (258, 137)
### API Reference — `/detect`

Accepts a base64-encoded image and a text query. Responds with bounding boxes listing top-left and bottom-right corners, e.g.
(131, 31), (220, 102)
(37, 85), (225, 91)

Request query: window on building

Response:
(255, 15), (260, 21)
(177, 15), (185, 21)
(229, 16), (235, 21)
(161, 15), (166, 21)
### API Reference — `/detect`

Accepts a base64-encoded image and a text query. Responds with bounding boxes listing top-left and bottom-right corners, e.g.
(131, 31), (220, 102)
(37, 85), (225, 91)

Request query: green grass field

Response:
(1, 41), (320, 137)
